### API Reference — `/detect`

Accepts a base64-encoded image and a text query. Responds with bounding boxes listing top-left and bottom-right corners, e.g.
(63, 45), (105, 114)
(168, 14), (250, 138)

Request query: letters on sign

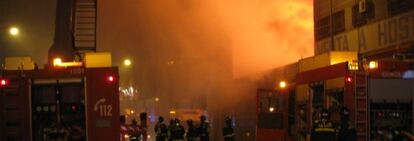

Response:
(316, 11), (414, 54)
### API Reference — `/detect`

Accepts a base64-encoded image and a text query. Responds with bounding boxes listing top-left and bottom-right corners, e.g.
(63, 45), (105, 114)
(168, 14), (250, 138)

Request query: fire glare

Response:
(214, 0), (314, 77)
(102, 0), (314, 78)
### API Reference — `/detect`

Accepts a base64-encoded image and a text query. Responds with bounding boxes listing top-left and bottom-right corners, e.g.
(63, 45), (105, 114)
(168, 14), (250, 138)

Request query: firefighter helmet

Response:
(174, 118), (181, 126)
(131, 118), (138, 125)
(158, 116), (164, 122)
(187, 119), (193, 125)
(225, 116), (232, 126)
(200, 115), (207, 122)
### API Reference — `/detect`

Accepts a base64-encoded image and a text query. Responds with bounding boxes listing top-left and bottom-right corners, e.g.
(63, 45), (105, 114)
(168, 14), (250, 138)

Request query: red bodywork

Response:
(255, 60), (412, 141)
(0, 67), (120, 141)
(256, 88), (292, 141)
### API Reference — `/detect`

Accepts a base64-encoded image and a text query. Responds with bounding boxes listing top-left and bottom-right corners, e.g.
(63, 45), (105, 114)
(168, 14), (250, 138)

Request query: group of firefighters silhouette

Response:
(120, 113), (235, 141)
(118, 107), (414, 141)
(310, 107), (414, 141)
(310, 107), (356, 141)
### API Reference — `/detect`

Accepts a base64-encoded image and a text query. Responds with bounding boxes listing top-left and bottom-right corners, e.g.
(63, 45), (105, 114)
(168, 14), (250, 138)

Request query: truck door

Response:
(31, 78), (86, 141)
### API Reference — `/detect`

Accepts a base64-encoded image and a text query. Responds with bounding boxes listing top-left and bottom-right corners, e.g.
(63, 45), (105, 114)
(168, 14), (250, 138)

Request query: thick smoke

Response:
(99, 0), (313, 140)
(210, 0), (314, 77)
(99, 0), (313, 78)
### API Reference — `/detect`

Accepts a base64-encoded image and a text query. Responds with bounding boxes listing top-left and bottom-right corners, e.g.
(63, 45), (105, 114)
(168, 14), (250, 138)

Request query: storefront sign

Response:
(316, 10), (414, 54)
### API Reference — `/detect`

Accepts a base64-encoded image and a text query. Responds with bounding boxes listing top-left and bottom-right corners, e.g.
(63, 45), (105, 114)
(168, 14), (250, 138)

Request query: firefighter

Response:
(155, 116), (168, 141)
(129, 118), (142, 141)
(186, 119), (197, 141)
(140, 112), (148, 141)
(198, 115), (210, 141)
(168, 119), (176, 141)
(170, 118), (185, 141)
(222, 116), (235, 141)
(120, 115), (130, 141)
(311, 108), (336, 141)
(338, 107), (356, 141)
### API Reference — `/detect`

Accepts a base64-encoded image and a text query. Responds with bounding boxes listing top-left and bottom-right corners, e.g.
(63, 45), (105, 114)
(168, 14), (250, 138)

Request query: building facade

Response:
(314, 0), (414, 59)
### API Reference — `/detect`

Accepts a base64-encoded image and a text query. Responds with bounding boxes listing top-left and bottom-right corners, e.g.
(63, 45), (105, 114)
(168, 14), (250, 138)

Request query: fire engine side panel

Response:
(86, 67), (120, 141)
(369, 79), (413, 102)
(0, 72), (31, 141)
(296, 62), (348, 85)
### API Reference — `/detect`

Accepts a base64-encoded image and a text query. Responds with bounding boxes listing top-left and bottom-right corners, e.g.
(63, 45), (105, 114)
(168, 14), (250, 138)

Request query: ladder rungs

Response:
(356, 109), (367, 112)
(74, 47), (96, 50)
(357, 132), (367, 136)
(76, 8), (96, 12)
(356, 120), (367, 124)
(356, 96), (367, 99)
(75, 32), (95, 37)
(356, 84), (366, 87)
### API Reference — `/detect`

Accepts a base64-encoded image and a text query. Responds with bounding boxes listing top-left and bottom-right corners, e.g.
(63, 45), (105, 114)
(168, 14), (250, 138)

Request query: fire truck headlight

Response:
(53, 58), (62, 66)
(124, 134), (129, 139)
(279, 81), (287, 89)
(269, 107), (275, 112)
(369, 61), (378, 69)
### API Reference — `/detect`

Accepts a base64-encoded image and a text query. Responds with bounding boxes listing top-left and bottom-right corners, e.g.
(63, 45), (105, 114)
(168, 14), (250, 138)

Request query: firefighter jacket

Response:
(222, 126), (235, 141)
(155, 122), (168, 141)
(311, 120), (336, 141)
(170, 125), (185, 141)
(186, 125), (198, 141)
(198, 122), (210, 141)
(120, 124), (130, 141)
(129, 124), (142, 141)
(338, 120), (356, 141)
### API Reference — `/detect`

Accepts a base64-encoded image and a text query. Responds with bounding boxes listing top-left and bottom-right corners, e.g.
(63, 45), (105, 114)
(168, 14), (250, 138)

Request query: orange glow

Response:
(279, 81), (287, 89)
(56, 62), (83, 67)
(53, 58), (62, 66)
(212, 0), (314, 77)
(112, 0), (314, 78)
(369, 61), (378, 69)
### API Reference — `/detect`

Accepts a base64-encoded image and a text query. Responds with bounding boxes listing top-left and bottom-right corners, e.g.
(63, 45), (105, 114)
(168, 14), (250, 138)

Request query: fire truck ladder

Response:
(354, 72), (369, 141)
(73, 0), (97, 56)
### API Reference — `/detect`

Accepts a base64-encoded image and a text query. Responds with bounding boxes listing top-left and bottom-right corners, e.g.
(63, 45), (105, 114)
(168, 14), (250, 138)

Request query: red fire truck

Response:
(0, 0), (123, 140)
(0, 66), (120, 141)
(256, 51), (414, 141)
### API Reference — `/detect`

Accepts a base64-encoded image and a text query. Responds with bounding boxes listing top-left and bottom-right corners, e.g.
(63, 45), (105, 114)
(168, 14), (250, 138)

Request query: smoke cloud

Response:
(100, 0), (313, 78)
(99, 0), (313, 139)
(211, 0), (314, 77)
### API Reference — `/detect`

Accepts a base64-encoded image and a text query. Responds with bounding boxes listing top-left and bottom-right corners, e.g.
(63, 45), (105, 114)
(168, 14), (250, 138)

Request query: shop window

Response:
(388, 0), (414, 16)
(332, 10), (345, 34)
(315, 10), (345, 41)
(352, 1), (375, 27)
(315, 16), (331, 41)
